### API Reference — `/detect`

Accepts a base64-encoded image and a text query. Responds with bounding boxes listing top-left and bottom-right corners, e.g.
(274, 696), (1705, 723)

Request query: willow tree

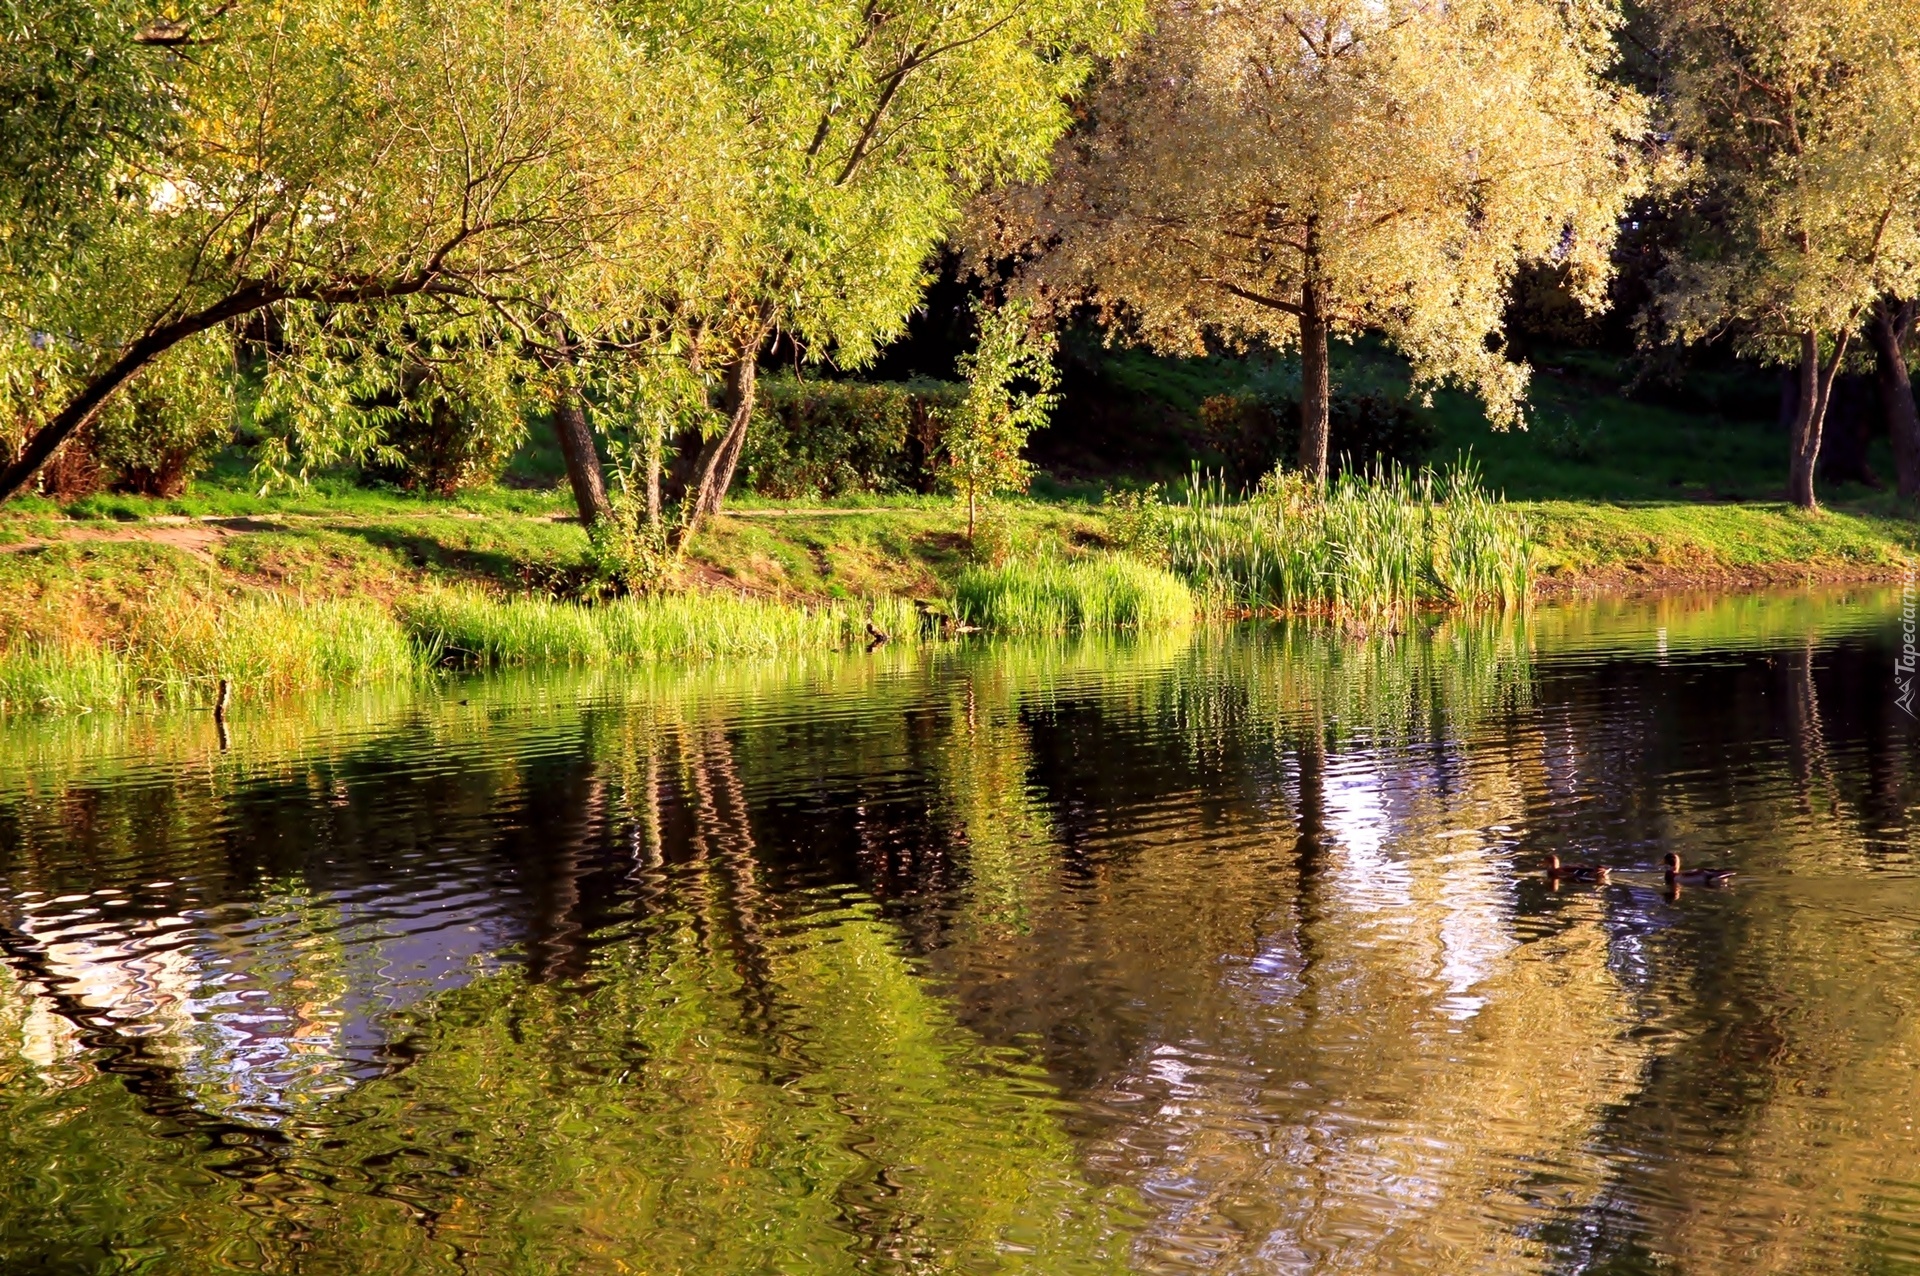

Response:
(0, 0), (189, 267)
(0, 0), (730, 504)
(1652, 0), (1920, 510)
(642, 0), (1146, 536)
(970, 0), (1647, 482)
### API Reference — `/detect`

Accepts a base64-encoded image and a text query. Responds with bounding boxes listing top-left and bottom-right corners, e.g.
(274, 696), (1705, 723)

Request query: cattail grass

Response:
(402, 589), (925, 666)
(953, 555), (1196, 633)
(1161, 459), (1530, 616)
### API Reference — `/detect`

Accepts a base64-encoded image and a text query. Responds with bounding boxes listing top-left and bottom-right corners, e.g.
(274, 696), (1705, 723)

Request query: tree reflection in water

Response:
(0, 587), (1913, 1273)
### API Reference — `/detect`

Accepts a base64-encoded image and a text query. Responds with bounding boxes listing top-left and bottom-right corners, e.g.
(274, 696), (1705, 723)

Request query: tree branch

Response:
(1212, 279), (1304, 316)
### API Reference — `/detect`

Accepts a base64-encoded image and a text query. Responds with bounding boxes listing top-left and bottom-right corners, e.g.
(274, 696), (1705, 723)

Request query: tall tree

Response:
(969, 0), (1647, 483)
(0, 0), (731, 505)
(638, 0), (1146, 538)
(1652, 0), (1920, 510)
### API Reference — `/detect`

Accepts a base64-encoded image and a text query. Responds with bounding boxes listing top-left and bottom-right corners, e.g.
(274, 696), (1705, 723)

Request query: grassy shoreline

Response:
(1528, 500), (1918, 593)
(1, 492), (1913, 715)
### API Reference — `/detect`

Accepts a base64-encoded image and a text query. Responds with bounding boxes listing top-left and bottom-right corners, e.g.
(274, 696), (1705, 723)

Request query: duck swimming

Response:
(1664, 853), (1734, 886)
(1544, 853), (1609, 884)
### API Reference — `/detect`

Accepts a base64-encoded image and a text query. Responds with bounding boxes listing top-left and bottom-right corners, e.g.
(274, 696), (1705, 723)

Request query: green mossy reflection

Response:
(0, 890), (1138, 1273)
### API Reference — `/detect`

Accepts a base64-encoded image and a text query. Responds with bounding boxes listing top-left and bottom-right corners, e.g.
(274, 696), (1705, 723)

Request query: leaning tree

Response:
(0, 0), (732, 504)
(625, 0), (1147, 541)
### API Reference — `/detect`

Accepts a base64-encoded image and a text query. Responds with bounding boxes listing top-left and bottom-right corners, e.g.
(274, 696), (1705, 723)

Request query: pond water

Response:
(0, 587), (1916, 1275)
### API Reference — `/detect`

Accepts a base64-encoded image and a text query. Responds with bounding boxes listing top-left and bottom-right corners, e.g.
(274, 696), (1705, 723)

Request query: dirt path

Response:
(725, 507), (937, 517)
(0, 516), (306, 560)
(0, 508), (596, 555)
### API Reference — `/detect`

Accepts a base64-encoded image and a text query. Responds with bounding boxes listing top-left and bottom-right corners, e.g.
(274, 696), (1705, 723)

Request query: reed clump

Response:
(401, 589), (925, 666)
(953, 555), (1196, 633)
(1153, 460), (1531, 615)
(0, 595), (422, 714)
(0, 588), (930, 715)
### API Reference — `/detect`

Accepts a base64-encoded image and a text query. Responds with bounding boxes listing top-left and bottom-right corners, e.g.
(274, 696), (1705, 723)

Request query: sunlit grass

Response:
(401, 589), (925, 666)
(0, 596), (422, 714)
(0, 643), (130, 716)
(0, 587), (933, 715)
(953, 555), (1196, 632)
(1526, 500), (1919, 577)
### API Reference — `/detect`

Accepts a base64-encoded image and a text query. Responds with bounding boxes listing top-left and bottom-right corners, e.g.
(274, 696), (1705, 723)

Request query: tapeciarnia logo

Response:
(1899, 567), (1917, 719)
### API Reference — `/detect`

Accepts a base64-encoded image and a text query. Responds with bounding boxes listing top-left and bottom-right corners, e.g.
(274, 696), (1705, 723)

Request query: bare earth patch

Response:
(1535, 559), (1908, 597)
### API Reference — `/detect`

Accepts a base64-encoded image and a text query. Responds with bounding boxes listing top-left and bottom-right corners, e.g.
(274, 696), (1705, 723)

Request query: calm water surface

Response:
(1, 588), (1916, 1274)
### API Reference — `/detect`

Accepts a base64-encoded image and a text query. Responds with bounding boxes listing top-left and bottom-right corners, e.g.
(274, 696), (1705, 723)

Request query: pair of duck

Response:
(1542, 853), (1734, 887)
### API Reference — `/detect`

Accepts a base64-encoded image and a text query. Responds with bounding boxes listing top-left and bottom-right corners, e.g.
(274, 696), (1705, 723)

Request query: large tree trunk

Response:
(542, 321), (611, 528)
(644, 431), (662, 530)
(1788, 329), (1847, 512)
(678, 351), (758, 538)
(552, 380), (611, 527)
(1870, 297), (1919, 499)
(705, 353), (758, 511)
(1298, 277), (1331, 485)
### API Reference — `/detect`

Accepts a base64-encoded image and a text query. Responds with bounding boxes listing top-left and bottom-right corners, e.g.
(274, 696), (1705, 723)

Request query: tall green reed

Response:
(1158, 459), (1530, 615)
(1, 589), (929, 715)
(952, 555), (1195, 633)
(401, 589), (925, 666)
(0, 595), (422, 715)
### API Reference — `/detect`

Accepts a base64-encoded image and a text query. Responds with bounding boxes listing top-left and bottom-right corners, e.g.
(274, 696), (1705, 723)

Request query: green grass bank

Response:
(0, 480), (1914, 715)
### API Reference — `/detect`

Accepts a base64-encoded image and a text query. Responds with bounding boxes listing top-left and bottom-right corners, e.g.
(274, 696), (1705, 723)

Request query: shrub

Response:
(35, 433), (104, 499)
(585, 493), (679, 597)
(364, 350), (531, 495)
(1536, 409), (1605, 461)
(1102, 484), (1171, 559)
(742, 376), (961, 498)
(89, 334), (234, 497)
(967, 502), (1017, 566)
(1198, 393), (1285, 489)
